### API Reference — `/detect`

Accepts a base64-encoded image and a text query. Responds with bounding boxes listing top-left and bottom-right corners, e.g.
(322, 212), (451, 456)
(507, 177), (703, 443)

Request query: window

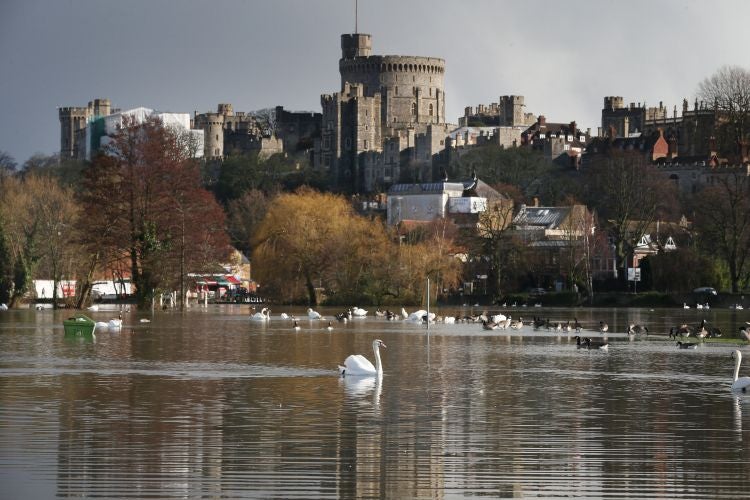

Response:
(429, 104), (434, 117)
(412, 102), (417, 117)
(395, 86), (398, 96)
(429, 87), (433, 96)
(364, 140), (368, 149)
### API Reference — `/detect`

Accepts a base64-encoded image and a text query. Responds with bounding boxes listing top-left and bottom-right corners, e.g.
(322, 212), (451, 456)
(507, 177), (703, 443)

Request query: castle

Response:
(318, 33), (452, 192)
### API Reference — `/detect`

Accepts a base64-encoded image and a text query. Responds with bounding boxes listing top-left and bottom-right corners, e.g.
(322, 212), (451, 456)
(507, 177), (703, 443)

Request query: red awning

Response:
(225, 275), (241, 284)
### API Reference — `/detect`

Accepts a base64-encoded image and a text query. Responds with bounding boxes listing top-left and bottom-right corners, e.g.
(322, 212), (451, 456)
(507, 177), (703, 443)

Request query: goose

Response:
(574, 336), (588, 349)
(293, 320), (301, 331)
(252, 307), (271, 321)
(307, 308), (322, 320)
(628, 324), (648, 336)
(482, 320), (499, 330)
(510, 317), (524, 330)
(669, 324), (693, 338)
(573, 318), (583, 333)
(375, 309), (386, 317)
(499, 316), (512, 329)
(676, 341), (699, 349)
(599, 321), (609, 333)
(731, 350), (750, 392)
(739, 326), (750, 342)
(326, 321), (334, 332)
(339, 339), (387, 377)
(584, 337), (609, 350)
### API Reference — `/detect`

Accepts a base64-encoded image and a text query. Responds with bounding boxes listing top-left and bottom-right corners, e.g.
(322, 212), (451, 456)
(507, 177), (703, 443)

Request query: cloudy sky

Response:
(1, 0), (748, 165)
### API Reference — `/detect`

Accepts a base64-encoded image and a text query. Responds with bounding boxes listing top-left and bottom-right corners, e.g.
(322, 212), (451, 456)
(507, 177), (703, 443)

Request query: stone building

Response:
(319, 33), (449, 193)
(458, 95), (536, 128)
(193, 104), (319, 161)
(59, 98), (118, 160)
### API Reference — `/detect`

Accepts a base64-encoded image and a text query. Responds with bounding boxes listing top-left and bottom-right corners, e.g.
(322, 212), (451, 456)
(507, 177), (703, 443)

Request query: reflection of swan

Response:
(342, 373), (383, 407)
(252, 307), (270, 321)
(732, 350), (750, 391)
(733, 395), (743, 439)
(307, 308), (322, 320)
(339, 339), (386, 376)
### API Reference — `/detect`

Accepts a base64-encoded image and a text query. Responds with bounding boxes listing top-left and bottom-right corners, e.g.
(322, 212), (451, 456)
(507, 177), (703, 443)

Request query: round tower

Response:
(202, 113), (225, 159)
(341, 33), (372, 59)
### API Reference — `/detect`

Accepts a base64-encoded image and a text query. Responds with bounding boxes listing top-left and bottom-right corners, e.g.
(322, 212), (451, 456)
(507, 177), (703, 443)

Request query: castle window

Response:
(412, 102), (417, 117)
(429, 87), (433, 97)
(345, 138), (351, 150)
(216, 134), (219, 141)
(395, 86), (398, 96)
(429, 104), (434, 117)
(364, 140), (369, 149)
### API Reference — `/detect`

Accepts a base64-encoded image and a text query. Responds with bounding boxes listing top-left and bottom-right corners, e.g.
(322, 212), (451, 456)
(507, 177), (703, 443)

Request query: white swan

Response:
(87, 305), (99, 312)
(280, 312), (289, 320)
(307, 308), (322, 320)
(339, 339), (386, 376)
(252, 307), (270, 321)
(741, 326), (750, 342)
(491, 313), (506, 323)
(683, 303), (690, 309)
(731, 350), (750, 391)
(351, 307), (368, 317)
(0, 303), (8, 311)
(401, 307), (409, 319)
(139, 318), (151, 323)
(108, 318), (122, 329)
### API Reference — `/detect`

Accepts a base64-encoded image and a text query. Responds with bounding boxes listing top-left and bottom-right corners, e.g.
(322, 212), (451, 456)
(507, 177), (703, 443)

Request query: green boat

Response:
(63, 314), (97, 336)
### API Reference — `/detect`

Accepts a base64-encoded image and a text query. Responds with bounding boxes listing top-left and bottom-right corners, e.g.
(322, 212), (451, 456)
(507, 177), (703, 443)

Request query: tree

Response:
(83, 116), (231, 307)
(582, 152), (679, 289)
(226, 189), (271, 256)
(698, 65), (750, 160)
(252, 188), (367, 305)
(692, 172), (750, 293)
(0, 150), (17, 178)
(471, 197), (524, 300)
(0, 175), (76, 307)
(559, 204), (600, 302)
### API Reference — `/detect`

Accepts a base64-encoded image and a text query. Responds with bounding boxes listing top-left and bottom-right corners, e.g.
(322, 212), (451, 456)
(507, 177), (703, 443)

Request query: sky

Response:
(1, 0), (749, 166)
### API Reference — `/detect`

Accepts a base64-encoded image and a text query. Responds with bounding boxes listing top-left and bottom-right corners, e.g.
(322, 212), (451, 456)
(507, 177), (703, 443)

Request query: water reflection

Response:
(1, 306), (750, 497)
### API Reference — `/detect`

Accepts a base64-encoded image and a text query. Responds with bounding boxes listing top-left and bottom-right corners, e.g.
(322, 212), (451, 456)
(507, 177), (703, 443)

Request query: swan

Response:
(443, 316), (456, 324)
(676, 341), (698, 349)
(280, 312), (289, 320)
(491, 314), (506, 323)
(339, 339), (387, 377)
(683, 303), (690, 309)
(139, 318), (151, 323)
(252, 307), (270, 321)
(87, 305), (99, 312)
(351, 307), (368, 317)
(95, 321), (109, 329)
(400, 307), (409, 319)
(0, 303), (8, 311)
(307, 308), (322, 320)
(108, 318), (122, 329)
(739, 326), (750, 342)
(731, 350), (750, 391)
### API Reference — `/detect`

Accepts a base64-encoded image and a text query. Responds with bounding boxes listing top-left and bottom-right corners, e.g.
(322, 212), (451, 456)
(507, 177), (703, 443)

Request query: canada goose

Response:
(676, 341), (699, 349)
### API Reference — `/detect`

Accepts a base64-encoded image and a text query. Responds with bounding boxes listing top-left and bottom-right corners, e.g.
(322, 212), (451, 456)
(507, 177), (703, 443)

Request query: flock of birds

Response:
(320, 307), (750, 393)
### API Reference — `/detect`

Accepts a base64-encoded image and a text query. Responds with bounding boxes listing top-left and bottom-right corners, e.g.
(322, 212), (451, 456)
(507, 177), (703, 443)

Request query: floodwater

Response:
(1, 304), (750, 499)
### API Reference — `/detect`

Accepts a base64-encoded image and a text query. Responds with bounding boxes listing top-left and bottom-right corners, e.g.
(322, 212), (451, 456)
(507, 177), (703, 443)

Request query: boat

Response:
(63, 314), (97, 336)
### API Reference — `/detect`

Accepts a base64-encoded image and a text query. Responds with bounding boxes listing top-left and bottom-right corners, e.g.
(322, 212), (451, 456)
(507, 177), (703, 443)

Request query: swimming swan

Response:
(731, 350), (750, 392)
(339, 339), (387, 377)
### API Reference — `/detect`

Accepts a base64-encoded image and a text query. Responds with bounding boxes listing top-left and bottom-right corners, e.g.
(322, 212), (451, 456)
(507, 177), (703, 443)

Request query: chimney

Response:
(538, 115), (546, 127)
(623, 117), (630, 137)
(532, 196), (540, 207)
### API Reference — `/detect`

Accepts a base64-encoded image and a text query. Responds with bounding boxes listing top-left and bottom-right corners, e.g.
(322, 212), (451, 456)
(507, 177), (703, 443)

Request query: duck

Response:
(599, 321), (609, 333)
(731, 350), (750, 392)
(676, 341), (699, 349)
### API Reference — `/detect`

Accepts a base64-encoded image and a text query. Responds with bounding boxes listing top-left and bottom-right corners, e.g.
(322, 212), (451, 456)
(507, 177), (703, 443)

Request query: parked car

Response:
(693, 287), (718, 295)
(528, 287), (547, 296)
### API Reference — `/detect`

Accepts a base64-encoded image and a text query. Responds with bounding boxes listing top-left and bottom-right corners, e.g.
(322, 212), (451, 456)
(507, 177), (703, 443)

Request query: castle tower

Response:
(59, 107), (89, 159)
(341, 33), (372, 59)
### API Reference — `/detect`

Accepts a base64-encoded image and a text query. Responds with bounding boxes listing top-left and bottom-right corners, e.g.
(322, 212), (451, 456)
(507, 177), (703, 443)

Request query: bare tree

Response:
(698, 65), (750, 160)
(693, 171), (750, 293)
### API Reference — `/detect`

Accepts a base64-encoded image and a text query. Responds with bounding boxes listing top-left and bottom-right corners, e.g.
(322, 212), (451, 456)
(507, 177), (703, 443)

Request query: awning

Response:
(225, 275), (241, 285)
